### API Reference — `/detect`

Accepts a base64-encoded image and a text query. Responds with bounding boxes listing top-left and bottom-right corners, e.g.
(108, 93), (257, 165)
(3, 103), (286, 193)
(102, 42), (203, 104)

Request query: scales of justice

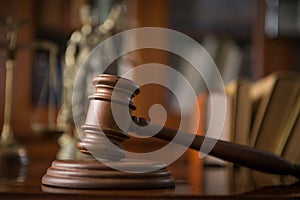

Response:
(0, 16), (60, 182)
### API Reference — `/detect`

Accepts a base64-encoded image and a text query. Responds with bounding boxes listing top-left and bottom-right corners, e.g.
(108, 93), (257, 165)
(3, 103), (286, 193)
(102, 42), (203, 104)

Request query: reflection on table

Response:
(0, 137), (299, 199)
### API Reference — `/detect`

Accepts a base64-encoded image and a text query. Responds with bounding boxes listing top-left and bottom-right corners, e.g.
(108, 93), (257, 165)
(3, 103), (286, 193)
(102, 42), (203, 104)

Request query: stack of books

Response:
(202, 71), (299, 189)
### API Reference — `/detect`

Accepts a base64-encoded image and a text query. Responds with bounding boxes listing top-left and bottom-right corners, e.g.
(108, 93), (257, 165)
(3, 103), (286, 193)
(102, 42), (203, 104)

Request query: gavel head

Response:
(77, 74), (140, 161)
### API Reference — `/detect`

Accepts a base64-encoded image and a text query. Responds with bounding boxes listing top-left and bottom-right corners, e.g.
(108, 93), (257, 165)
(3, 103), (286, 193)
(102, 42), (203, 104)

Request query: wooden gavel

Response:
(78, 74), (300, 178)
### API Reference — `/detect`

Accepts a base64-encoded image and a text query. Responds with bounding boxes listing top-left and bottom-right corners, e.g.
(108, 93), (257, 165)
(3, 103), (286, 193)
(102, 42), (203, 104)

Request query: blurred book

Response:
(281, 96), (300, 184)
(203, 78), (251, 165)
(281, 92), (300, 163)
(226, 78), (252, 146)
(250, 72), (300, 155)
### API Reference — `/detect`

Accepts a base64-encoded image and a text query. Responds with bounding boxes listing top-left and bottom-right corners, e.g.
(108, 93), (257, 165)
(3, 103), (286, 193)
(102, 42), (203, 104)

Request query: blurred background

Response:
(1, 0), (299, 138)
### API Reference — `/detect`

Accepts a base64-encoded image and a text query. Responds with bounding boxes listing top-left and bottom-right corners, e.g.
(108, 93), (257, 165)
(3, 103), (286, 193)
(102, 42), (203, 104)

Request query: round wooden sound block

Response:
(42, 159), (175, 189)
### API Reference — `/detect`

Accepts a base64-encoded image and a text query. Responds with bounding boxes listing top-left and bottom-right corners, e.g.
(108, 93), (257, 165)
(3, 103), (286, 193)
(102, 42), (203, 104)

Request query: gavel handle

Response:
(131, 117), (300, 178)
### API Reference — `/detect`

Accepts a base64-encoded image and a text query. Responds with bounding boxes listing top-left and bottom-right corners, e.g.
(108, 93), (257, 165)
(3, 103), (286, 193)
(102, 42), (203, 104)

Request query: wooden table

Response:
(0, 137), (300, 199)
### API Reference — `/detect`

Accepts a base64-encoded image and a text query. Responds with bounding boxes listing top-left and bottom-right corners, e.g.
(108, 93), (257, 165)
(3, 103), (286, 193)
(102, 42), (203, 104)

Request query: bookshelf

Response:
(252, 0), (300, 79)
